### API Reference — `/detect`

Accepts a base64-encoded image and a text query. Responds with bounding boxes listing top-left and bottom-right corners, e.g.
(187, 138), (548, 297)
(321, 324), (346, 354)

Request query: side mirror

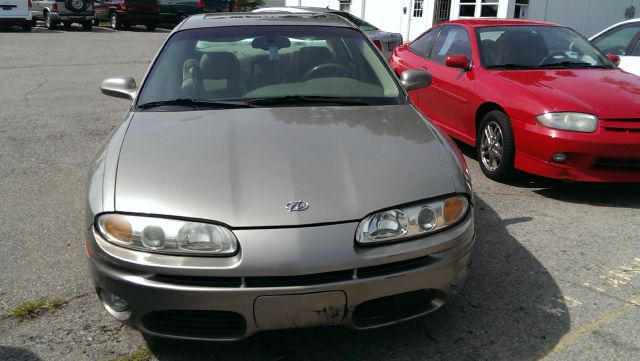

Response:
(100, 76), (137, 100)
(445, 54), (471, 71)
(400, 69), (432, 91)
(607, 54), (621, 66)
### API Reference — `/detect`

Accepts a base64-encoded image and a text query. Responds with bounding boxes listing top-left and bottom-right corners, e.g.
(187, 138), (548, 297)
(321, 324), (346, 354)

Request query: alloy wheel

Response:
(480, 120), (504, 172)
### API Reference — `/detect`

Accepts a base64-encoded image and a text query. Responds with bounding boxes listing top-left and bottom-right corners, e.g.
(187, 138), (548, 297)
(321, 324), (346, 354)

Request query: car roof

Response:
(590, 18), (640, 40)
(443, 18), (559, 27)
(253, 6), (337, 14)
(177, 12), (355, 31)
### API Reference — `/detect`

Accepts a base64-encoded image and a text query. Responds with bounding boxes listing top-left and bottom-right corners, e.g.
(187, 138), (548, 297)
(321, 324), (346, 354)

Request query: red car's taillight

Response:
(196, 1), (205, 8)
(373, 40), (383, 51)
(51, 1), (57, 11)
(28, 0), (32, 10)
(117, 0), (126, 11)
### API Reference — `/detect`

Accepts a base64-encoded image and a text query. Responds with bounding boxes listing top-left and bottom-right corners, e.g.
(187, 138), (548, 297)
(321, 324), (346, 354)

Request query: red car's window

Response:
(477, 25), (611, 69)
(430, 26), (472, 64)
(409, 28), (439, 58)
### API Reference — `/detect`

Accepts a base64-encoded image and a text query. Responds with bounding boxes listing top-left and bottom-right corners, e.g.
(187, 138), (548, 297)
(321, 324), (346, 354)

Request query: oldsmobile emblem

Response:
(286, 200), (309, 212)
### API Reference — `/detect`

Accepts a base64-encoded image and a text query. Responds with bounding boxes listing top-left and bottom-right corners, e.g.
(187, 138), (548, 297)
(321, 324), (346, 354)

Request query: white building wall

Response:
(528, 0), (640, 37)
(285, 0), (340, 8)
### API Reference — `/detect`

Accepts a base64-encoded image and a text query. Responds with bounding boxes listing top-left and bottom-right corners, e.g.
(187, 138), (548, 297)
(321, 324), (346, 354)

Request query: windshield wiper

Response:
(537, 61), (609, 69)
(245, 95), (370, 107)
(486, 64), (536, 70)
(137, 98), (256, 110)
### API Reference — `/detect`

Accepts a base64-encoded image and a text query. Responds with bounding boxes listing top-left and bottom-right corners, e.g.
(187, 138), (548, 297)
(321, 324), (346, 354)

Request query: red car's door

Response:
(418, 25), (475, 142)
(390, 27), (440, 108)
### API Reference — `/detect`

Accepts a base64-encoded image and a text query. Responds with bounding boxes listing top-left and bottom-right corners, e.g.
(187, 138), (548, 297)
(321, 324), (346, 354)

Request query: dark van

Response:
(93, 0), (160, 31)
(158, 0), (205, 24)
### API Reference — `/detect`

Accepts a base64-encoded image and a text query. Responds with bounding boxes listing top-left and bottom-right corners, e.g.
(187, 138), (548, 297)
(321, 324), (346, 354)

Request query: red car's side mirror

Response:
(445, 55), (471, 71)
(607, 54), (621, 66)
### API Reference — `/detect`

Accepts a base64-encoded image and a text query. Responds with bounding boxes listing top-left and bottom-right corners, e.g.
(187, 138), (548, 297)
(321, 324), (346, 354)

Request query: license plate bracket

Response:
(254, 291), (346, 329)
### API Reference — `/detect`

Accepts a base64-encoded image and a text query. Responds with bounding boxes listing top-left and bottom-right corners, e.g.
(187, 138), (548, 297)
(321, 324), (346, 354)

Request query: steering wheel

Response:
(302, 63), (356, 81)
(537, 50), (573, 66)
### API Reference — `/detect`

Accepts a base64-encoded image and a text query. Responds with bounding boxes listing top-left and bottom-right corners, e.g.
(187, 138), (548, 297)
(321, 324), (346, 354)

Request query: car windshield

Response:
(136, 25), (402, 110)
(476, 25), (612, 70)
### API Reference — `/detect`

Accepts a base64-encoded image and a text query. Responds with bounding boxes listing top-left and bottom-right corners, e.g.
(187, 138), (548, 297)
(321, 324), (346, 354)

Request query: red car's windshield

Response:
(476, 25), (612, 70)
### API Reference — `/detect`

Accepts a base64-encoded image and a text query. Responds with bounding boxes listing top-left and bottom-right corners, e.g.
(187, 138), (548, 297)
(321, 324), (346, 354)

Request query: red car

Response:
(390, 19), (640, 182)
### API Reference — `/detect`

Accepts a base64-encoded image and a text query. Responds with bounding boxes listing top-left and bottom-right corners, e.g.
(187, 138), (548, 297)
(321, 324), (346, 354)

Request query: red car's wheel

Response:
(477, 110), (515, 181)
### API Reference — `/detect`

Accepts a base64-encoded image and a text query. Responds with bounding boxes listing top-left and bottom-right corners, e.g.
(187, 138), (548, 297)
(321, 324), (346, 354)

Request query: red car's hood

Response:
(493, 69), (640, 119)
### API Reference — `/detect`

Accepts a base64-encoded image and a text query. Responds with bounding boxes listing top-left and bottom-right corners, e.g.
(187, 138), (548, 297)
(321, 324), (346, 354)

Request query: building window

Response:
(459, 0), (499, 18)
(413, 0), (424, 17)
(433, 0), (452, 24)
(480, 0), (499, 17)
(339, 0), (351, 12)
(459, 0), (475, 17)
(514, 0), (529, 19)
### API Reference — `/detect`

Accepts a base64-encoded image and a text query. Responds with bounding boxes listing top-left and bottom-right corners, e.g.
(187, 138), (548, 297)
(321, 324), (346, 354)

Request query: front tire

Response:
(93, 18), (99, 26)
(110, 12), (119, 30)
(477, 110), (515, 181)
(45, 12), (56, 30)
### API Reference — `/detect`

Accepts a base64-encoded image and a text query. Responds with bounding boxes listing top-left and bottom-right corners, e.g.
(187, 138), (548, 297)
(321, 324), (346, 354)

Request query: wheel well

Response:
(475, 102), (505, 138)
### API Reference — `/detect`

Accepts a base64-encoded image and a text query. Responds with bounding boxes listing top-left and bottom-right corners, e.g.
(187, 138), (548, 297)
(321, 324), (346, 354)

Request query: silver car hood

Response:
(115, 105), (457, 227)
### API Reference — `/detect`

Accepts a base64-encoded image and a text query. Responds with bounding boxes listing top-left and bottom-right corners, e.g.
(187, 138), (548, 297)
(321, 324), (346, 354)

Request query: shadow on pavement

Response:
(145, 196), (569, 360)
(0, 346), (42, 361)
(533, 182), (640, 209)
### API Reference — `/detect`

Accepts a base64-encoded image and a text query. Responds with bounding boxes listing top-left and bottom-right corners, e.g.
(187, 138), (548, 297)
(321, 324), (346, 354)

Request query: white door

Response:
(408, 0), (429, 40)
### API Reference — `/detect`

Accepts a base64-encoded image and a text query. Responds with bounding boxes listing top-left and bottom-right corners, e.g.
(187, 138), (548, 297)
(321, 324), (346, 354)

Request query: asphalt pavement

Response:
(0, 24), (639, 361)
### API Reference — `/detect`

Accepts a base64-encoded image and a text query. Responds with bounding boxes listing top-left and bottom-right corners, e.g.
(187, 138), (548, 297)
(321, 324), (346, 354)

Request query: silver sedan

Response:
(86, 12), (474, 341)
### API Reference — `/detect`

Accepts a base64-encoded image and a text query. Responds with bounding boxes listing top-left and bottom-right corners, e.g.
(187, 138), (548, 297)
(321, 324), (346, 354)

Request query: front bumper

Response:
(49, 12), (94, 22)
(87, 214), (474, 340)
(514, 120), (640, 182)
(0, 14), (32, 23)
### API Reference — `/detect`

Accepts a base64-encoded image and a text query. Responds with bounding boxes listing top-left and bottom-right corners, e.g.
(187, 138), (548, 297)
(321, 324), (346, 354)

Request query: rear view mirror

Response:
(401, 69), (432, 91)
(101, 76), (137, 100)
(445, 55), (471, 71)
(607, 54), (621, 66)
(252, 36), (291, 50)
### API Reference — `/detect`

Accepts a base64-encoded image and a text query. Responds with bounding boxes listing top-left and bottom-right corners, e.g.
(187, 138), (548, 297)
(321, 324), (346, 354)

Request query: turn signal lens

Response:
(443, 197), (467, 224)
(101, 214), (133, 244)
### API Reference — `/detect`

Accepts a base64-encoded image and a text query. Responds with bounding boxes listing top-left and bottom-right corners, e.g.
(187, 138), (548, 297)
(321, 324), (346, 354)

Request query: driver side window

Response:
(409, 28), (439, 59)
(430, 26), (472, 65)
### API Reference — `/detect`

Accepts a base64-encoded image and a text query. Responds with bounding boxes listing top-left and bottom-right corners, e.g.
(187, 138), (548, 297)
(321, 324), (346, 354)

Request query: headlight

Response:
(356, 195), (469, 245)
(536, 112), (598, 133)
(96, 214), (238, 256)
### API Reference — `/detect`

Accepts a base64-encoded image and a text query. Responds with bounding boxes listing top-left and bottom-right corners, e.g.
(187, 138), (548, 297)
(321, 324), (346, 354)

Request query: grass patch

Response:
(10, 297), (66, 320)
(107, 346), (152, 361)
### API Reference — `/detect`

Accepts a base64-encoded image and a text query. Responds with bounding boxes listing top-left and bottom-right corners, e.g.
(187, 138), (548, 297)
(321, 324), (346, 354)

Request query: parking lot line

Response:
(542, 292), (640, 360)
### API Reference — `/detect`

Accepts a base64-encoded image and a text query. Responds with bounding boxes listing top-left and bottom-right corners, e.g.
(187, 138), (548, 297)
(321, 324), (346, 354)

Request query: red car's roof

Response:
(444, 19), (559, 27)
